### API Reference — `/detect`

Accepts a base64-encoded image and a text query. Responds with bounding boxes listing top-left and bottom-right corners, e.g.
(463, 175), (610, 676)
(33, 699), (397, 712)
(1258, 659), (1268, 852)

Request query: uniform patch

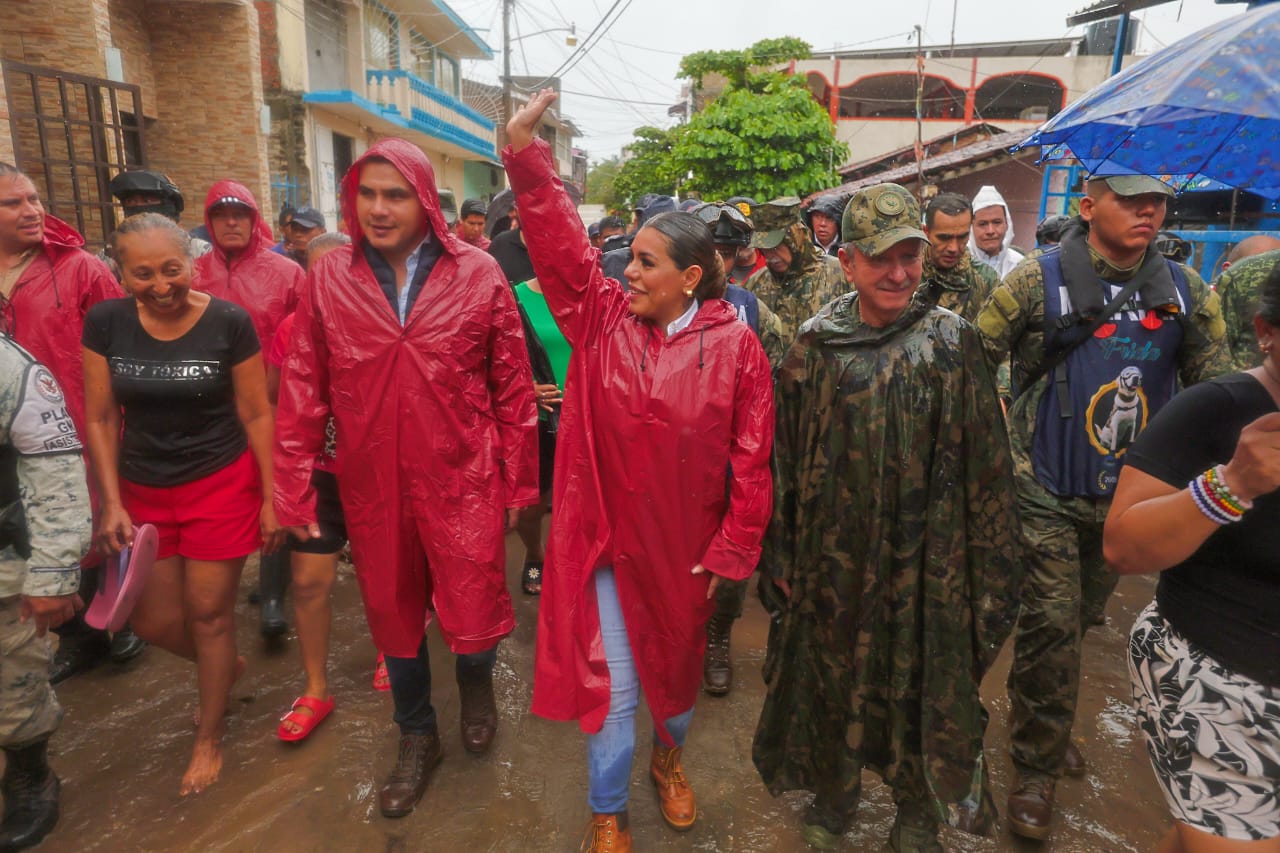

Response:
(11, 366), (80, 456)
(33, 369), (62, 403)
(874, 193), (905, 216)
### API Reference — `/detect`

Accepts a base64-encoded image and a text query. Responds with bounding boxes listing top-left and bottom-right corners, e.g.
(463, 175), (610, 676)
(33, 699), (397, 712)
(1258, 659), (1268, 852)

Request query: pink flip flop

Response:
(85, 524), (158, 632)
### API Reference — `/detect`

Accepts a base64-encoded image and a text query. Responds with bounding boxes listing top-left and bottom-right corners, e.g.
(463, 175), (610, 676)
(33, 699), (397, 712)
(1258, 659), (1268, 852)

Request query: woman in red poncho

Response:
(504, 91), (774, 851)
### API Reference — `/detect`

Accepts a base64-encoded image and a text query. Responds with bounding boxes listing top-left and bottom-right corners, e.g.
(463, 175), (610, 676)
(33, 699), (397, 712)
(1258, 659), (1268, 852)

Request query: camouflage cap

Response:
(749, 197), (803, 249)
(840, 183), (929, 256)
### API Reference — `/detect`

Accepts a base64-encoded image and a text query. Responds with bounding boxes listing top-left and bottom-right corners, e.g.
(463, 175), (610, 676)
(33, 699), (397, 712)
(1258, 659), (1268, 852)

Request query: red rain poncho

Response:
(10, 215), (121, 431)
(193, 180), (302, 349)
(274, 138), (538, 657)
(504, 139), (775, 743)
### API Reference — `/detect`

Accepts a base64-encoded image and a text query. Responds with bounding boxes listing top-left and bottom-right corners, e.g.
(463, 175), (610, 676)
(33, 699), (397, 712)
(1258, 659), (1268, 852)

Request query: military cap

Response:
(1089, 174), (1175, 198)
(840, 183), (929, 257)
(750, 197), (803, 249)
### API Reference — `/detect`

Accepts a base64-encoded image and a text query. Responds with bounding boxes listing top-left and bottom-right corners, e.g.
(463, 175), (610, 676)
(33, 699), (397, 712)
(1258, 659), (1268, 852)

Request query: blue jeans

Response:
(587, 568), (694, 814)
(384, 638), (498, 736)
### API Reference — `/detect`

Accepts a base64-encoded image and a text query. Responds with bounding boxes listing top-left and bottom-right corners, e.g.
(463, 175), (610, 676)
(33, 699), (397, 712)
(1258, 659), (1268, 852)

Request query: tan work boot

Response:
(649, 744), (697, 831)
(1007, 775), (1055, 841)
(579, 812), (632, 852)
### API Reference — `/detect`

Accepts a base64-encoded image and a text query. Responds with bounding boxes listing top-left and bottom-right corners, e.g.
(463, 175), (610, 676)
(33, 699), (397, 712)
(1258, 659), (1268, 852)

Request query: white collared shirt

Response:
(666, 300), (700, 337)
(398, 236), (432, 323)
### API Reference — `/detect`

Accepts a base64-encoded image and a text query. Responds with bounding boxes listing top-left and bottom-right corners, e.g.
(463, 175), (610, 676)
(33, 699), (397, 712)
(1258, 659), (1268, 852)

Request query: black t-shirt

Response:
(488, 228), (535, 286)
(82, 297), (260, 487)
(1124, 372), (1280, 686)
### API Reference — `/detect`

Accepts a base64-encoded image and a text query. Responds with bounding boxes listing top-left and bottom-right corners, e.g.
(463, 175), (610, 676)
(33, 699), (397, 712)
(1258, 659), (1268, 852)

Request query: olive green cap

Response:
(840, 183), (929, 256)
(1089, 174), (1176, 198)
(749, 197), (803, 249)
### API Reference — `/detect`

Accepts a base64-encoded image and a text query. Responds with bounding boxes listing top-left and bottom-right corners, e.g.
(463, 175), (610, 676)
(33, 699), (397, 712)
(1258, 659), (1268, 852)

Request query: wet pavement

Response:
(47, 539), (1168, 852)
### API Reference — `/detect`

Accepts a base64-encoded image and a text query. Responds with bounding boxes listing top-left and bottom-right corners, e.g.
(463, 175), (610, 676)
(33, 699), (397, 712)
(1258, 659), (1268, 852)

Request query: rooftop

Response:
(824, 37), (1081, 61)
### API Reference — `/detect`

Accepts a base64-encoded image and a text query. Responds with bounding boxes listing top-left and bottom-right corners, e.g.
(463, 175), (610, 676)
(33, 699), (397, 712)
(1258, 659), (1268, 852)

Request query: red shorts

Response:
(120, 451), (262, 561)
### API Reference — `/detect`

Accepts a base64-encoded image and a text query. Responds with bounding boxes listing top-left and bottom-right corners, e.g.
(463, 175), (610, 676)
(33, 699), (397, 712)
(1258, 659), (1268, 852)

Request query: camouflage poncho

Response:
(919, 250), (1000, 322)
(753, 292), (1022, 835)
(1216, 248), (1280, 370)
(743, 221), (848, 339)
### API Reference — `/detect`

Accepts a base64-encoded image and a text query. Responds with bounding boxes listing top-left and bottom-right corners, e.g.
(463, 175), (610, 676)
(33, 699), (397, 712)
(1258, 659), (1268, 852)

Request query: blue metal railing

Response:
(365, 69), (495, 131)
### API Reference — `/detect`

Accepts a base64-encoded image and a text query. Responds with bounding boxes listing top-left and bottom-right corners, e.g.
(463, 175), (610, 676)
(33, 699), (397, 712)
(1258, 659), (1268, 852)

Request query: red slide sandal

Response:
(277, 695), (335, 742)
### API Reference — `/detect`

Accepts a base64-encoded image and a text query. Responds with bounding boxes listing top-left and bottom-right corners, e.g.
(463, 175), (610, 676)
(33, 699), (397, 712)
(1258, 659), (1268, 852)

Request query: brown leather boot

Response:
(579, 812), (632, 852)
(702, 613), (733, 696)
(1007, 776), (1055, 841)
(378, 732), (442, 818)
(458, 672), (497, 754)
(649, 744), (696, 831)
(1062, 742), (1086, 777)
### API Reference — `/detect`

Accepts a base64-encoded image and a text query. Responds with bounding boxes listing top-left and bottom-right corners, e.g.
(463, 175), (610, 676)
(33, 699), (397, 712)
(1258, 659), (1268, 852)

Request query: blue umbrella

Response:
(1019, 3), (1280, 198)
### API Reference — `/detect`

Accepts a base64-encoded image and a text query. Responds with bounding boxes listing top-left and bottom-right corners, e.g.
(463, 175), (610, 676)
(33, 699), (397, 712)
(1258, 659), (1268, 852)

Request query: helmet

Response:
(1155, 231), (1192, 263)
(1035, 214), (1071, 246)
(107, 169), (185, 221)
(692, 202), (753, 247)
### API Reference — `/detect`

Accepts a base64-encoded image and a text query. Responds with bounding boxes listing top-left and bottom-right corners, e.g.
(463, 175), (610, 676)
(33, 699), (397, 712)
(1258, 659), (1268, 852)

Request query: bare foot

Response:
(179, 737), (223, 796)
(192, 655), (247, 728)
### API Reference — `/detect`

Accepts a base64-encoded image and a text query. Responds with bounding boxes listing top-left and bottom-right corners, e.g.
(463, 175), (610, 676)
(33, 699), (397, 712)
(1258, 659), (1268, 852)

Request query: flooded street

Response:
(47, 540), (1167, 852)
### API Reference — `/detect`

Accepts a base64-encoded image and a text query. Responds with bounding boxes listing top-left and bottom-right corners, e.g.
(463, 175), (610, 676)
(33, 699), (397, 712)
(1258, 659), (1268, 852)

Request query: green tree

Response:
(614, 125), (683, 204)
(585, 156), (624, 208)
(672, 38), (848, 200)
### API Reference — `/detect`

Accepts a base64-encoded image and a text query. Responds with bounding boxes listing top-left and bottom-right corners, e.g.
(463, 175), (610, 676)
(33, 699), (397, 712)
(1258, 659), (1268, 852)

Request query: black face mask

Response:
(120, 201), (181, 222)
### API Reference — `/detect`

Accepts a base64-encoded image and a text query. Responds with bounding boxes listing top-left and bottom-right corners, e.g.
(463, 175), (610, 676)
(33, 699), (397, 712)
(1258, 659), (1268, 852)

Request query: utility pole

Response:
(914, 25), (925, 197)
(501, 0), (513, 151)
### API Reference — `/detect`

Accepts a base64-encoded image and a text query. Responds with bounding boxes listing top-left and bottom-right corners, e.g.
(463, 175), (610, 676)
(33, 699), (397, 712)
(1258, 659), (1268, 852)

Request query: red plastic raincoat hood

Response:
(7, 215), (120, 432)
(202, 180), (272, 260)
(341, 137), (457, 258)
(194, 181), (302, 349)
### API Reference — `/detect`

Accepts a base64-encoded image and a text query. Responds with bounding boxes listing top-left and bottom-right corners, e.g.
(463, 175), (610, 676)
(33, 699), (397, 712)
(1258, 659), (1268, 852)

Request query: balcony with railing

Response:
(305, 69), (497, 161)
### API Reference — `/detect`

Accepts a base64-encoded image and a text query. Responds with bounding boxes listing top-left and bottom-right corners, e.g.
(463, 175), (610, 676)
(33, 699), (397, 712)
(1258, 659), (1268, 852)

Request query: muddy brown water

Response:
(45, 540), (1167, 852)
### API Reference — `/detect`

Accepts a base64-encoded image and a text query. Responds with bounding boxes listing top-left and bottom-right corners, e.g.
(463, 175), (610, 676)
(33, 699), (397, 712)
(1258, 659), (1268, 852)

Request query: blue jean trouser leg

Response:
(586, 568), (693, 814)
(385, 638), (498, 736)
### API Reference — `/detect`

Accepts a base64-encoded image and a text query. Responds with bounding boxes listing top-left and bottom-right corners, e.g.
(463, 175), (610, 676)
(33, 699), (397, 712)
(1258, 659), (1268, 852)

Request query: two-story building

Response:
(0, 0), (498, 250)
(285, 0), (500, 230)
(463, 76), (585, 201)
(794, 36), (1126, 168)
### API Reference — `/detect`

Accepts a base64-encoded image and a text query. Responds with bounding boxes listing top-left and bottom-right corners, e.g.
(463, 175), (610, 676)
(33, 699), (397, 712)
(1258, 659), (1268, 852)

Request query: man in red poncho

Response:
(273, 138), (538, 819)
(193, 181), (303, 640)
(0, 163), (130, 682)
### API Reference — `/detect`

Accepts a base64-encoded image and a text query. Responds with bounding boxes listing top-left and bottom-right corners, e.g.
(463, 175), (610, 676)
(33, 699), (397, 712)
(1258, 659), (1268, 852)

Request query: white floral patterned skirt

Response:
(1128, 601), (1280, 841)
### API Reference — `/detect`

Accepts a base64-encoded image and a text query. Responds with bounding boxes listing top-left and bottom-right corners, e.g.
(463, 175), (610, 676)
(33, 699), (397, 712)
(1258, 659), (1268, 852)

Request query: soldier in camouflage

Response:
(0, 335), (91, 851)
(1215, 246), (1280, 370)
(976, 175), (1230, 841)
(742, 197), (847, 338)
(919, 192), (1000, 321)
(753, 183), (1022, 853)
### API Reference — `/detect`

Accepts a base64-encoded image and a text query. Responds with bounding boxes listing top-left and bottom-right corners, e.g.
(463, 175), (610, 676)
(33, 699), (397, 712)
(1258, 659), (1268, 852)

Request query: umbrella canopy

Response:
(1019, 3), (1280, 198)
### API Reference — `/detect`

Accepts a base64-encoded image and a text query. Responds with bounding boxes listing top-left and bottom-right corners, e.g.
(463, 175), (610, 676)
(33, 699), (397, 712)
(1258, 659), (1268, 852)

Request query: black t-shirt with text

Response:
(82, 297), (260, 487)
(1123, 372), (1280, 686)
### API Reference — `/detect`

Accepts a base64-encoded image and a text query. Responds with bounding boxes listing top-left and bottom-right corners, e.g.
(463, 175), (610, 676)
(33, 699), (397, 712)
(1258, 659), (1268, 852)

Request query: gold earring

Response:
(683, 289), (694, 297)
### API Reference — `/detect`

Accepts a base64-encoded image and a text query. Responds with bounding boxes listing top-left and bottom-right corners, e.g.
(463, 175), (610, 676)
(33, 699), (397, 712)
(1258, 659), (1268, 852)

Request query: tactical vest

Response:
(1031, 251), (1190, 499)
(723, 284), (760, 334)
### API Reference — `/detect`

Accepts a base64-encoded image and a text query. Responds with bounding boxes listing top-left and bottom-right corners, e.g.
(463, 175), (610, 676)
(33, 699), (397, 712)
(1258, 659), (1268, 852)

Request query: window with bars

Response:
(408, 29), (434, 84)
(364, 0), (399, 71)
(407, 28), (460, 98)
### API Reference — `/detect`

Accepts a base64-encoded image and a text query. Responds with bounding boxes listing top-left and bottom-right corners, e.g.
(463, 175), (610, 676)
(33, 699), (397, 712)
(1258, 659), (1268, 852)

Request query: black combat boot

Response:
(702, 611), (734, 696)
(0, 739), (60, 851)
(258, 545), (291, 639)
